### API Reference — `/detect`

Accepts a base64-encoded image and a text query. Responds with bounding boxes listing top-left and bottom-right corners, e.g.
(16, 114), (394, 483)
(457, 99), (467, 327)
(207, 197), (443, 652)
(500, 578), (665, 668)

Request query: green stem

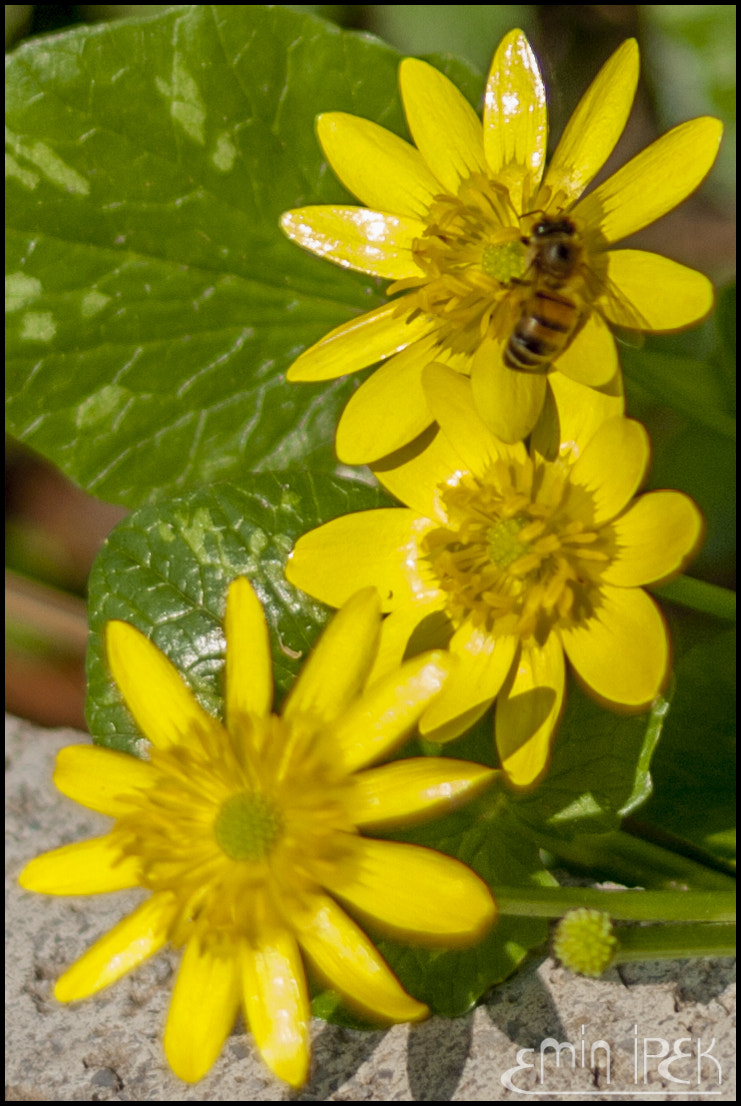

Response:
(534, 828), (735, 891)
(650, 574), (736, 621)
(612, 922), (736, 963)
(495, 886), (736, 922)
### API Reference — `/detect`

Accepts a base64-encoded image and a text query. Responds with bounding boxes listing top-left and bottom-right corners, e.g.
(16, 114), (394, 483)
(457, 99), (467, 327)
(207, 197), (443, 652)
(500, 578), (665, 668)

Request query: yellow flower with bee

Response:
(281, 30), (722, 459)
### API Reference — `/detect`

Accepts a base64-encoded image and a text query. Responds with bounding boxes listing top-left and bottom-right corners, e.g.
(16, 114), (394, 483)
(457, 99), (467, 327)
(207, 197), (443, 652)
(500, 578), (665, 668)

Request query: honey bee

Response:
(504, 215), (586, 373)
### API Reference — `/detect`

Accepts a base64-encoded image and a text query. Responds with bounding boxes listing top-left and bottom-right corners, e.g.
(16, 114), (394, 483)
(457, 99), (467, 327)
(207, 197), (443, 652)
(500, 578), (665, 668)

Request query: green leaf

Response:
(505, 681), (667, 841)
(637, 617), (736, 867)
(85, 473), (392, 750)
(622, 340), (735, 442)
(5, 4), (480, 506)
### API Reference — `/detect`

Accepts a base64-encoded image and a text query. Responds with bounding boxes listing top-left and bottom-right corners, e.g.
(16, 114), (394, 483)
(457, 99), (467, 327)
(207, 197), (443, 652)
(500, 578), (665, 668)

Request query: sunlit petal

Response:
(53, 744), (154, 817)
(423, 363), (527, 477)
(286, 301), (436, 382)
(280, 206), (424, 279)
(556, 314), (618, 387)
(165, 937), (241, 1083)
(331, 651), (452, 773)
(373, 423), (469, 521)
(560, 585), (669, 706)
(483, 29), (547, 209)
(317, 112), (441, 218)
(420, 624), (518, 738)
(601, 250), (715, 330)
(367, 600), (448, 686)
(286, 509), (424, 610)
(569, 417), (649, 524)
(400, 58), (486, 193)
(327, 837), (496, 945)
(574, 116), (724, 244)
(352, 758), (497, 830)
(284, 589), (381, 723)
(242, 928), (311, 1089)
(55, 895), (173, 1001)
(604, 491), (704, 587)
(544, 40), (639, 206)
(546, 369), (624, 464)
(298, 893), (429, 1022)
(335, 337), (439, 464)
(19, 835), (141, 895)
(106, 620), (219, 751)
(225, 576), (273, 723)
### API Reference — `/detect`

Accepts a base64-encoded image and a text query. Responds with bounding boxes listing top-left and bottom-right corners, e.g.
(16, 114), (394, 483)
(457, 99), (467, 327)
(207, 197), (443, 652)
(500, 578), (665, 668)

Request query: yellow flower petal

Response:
(372, 420), (470, 521)
(483, 29), (547, 211)
(334, 338), (438, 464)
(286, 509), (425, 610)
(327, 837), (496, 946)
(241, 928), (310, 1089)
(53, 744), (154, 817)
(286, 300), (435, 382)
(574, 116), (724, 244)
(601, 250), (715, 330)
(225, 576), (273, 723)
(106, 620), (220, 751)
(283, 589), (381, 724)
(298, 892), (428, 1023)
(471, 332), (547, 443)
(280, 206), (424, 280)
(569, 417), (649, 525)
(367, 601), (448, 686)
(545, 369), (624, 464)
(331, 651), (451, 773)
(604, 490), (703, 587)
(400, 58), (486, 194)
(555, 313), (618, 387)
(420, 624), (518, 738)
(55, 895), (173, 1001)
(423, 362), (528, 477)
(495, 636), (566, 788)
(19, 835), (141, 895)
(559, 585), (669, 706)
(544, 39), (639, 207)
(351, 758), (497, 830)
(164, 936), (241, 1084)
(317, 112), (441, 219)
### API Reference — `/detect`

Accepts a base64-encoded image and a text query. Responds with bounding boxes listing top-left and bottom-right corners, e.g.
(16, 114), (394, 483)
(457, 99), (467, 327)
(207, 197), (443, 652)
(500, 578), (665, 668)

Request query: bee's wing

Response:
(584, 263), (649, 348)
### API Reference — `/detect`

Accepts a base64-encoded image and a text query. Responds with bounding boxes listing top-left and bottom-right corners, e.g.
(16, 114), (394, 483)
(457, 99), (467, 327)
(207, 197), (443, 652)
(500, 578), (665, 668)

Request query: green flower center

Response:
(481, 240), (529, 283)
(214, 790), (284, 862)
(422, 462), (611, 641)
(487, 515), (532, 568)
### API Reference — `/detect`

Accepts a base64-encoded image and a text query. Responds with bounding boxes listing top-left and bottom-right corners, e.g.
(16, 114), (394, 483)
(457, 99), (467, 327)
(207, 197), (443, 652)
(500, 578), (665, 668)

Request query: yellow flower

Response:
(19, 579), (496, 1088)
(281, 30), (722, 462)
(286, 368), (703, 788)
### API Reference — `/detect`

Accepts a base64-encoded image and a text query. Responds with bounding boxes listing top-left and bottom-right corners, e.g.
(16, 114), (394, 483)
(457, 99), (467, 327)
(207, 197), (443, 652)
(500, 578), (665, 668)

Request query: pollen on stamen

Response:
(481, 240), (529, 283)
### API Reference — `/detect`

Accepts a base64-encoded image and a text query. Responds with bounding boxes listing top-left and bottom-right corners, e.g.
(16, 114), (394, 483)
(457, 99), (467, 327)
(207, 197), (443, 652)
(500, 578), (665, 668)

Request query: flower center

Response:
(422, 461), (611, 642)
(386, 174), (528, 356)
(214, 790), (284, 862)
(487, 515), (532, 568)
